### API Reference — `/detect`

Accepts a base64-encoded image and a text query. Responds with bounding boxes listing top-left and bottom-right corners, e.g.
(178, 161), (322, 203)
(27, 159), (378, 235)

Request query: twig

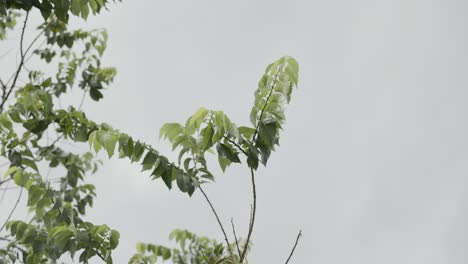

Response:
(251, 69), (281, 141)
(223, 136), (247, 156)
(0, 180), (9, 204)
(284, 230), (302, 264)
(3, 19), (51, 88)
(0, 11), (29, 113)
(0, 188), (23, 233)
(230, 218), (242, 258)
(240, 168), (257, 262)
(198, 185), (234, 257)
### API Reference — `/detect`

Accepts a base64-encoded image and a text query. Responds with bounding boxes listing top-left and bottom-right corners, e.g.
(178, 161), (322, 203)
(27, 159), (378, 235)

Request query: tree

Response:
(0, 2), (301, 263)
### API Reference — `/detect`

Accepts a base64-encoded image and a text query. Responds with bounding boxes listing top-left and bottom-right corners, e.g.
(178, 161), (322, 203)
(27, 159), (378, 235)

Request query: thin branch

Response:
(4, 20), (51, 88)
(197, 246), (210, 263)
(252, 69), (281, 142)
(284, 230), (302, 264)
(0, 180), (9, 204)
(223, 136), (247, 156)
(0, 178), (12, 186)
(240, 168), (257, 262)
(198, 185), (234, 257)
(215, 257), (227, 264)
(0, 188), (23, 233)
(230, 218), (242, 258)
(0, 11), (29, 113)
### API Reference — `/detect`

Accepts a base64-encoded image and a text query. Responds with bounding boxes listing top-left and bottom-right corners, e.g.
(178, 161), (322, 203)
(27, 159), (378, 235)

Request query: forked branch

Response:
(199, 185), (234, 258)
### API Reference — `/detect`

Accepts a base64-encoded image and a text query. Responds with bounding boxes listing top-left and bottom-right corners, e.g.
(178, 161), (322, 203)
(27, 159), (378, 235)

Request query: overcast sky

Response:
(2, 0), (468, 263)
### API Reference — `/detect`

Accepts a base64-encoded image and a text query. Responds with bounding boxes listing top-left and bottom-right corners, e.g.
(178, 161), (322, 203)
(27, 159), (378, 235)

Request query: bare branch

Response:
(284, 230), (302, 264)
(230, 218), (242, 258)
(0, 11), (29, 113)
(240, 168), (257, 262)
(223, 136), (247, 156)
(0, 188), (23, 233)
(198, 185), (234, 258)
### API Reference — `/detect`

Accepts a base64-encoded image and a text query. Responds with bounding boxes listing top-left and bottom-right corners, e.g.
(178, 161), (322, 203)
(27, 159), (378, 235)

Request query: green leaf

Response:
(216, 143), (240, 163)
(119, 134), (134, 157)
(90, 88), (103, 100)
(110, 230), (120, 249)
(22, 158), (39, 172)
(258, 121), (277, 149)
(141, 151), (157, 171)
(161, 166), (173, 189)
(199, 123), (214, 151)
(185, 107), (209, 134)
(160, 123), (183, 141)
(150, 158), (163, 180)
(132, 141), (144, 162)
(4, 166), (19, 179)
(176, 170), (193, 194)
(101, 132), (118, 158)
(13, 170), (28, 187)
(217, 155), (231, 173)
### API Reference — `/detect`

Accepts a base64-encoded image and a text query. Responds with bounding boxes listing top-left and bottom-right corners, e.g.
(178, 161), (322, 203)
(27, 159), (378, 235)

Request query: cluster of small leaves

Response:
(0, 9), (18, 39)
(0, 11), (121, 263)
(159, 56), (299, 175)
(88, 125), (190, 194)
(1, 0), (117, 21)
(0, 7), (300, 262)
(159, 108), (241, 192)
(34, 18), (116, 100)
(4, 219), (119, 264)
(0, 144), (119, 264)
(129, 229), (246, 264)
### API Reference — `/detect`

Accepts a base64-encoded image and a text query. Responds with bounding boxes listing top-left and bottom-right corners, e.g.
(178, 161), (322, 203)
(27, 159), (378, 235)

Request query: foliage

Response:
(0, 8), (120, 264)
(0, 0), (117, 21)
(129, 229), (249, 264)
(0, 2), (302, 264)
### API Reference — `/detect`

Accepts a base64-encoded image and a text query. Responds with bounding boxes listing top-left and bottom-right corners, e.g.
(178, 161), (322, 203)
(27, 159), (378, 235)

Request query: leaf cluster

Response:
(129, 229), (248, 264)
(1, 0), (118, 22)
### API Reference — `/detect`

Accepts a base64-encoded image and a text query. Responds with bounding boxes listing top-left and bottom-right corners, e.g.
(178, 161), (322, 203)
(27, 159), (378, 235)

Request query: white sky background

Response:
(2, 0), (468, 263)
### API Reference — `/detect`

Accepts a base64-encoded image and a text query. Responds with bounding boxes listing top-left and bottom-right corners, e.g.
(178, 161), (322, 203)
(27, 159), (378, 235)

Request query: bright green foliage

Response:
(159, 56), (299, 174)
(1, 0), (117, 21)
(0, 8), (120, 264)
(129, 229), (249, 264)
(88, 126), (187, 193)
(131, 56), (298, 263)
(0, 2), (300, 262)
(35, 18), (115, 99)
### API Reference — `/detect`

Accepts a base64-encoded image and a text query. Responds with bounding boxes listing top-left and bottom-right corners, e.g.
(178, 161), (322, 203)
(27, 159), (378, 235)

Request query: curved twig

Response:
(0, 188), (23, 233)
(0, 11), (29, 113)
(198, 185), (234, 258)
(230, 218), (242, 258)
(240, 168), (257, 262)
(284, 230), (302, 264)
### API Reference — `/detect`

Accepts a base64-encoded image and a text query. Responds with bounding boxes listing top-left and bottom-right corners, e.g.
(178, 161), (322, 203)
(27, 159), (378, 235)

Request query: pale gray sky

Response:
(2, 0), (468, 263)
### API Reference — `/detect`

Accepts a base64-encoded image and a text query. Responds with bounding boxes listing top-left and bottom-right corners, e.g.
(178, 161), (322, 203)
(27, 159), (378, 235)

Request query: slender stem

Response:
(252, 69), (281, 141)
(223, 136), (247, 156)
(240, 168), (257, 262)
(0, 188), (23, 233)
(284, 230), (302, 264)
(230, 218), (242, 258)
(198, 185), (234, 257)
(0, 11), (29, 113)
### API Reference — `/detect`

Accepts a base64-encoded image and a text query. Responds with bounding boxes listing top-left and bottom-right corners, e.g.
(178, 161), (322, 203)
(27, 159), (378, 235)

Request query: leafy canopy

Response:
(0, 3), (301, 263)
